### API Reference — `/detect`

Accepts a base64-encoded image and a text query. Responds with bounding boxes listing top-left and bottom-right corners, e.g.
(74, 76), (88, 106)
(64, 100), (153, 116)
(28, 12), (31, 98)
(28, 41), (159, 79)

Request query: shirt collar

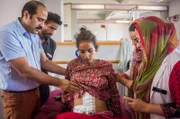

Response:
(44, 37), (51, 45)
(16, 18), (26, 36)
(16, 17), (38, 39)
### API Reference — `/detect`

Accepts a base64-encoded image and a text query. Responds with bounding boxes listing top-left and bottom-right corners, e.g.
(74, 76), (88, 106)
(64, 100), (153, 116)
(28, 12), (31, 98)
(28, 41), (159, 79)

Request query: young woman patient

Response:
(56, 27), (125, 119)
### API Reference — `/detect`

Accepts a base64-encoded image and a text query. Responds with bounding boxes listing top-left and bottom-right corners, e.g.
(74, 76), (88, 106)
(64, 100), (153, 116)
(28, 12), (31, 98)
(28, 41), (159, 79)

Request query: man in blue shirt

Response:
(0, 1), (78, 119)
(38, 12), (62, 107)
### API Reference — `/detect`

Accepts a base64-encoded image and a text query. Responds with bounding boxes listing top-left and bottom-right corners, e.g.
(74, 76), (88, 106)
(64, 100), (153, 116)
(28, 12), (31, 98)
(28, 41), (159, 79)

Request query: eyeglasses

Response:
(134, 37), (140, 43)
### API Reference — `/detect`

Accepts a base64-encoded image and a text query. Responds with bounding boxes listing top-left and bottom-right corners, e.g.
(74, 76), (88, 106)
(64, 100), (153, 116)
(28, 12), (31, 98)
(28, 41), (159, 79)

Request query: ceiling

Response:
(64, 0), (170, 5)
(64, 0), (170, 22)
(77, 11), (132, 20)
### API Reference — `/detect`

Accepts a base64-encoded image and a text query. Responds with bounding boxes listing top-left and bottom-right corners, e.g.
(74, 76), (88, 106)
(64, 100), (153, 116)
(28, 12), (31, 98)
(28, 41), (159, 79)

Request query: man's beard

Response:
(42, 32), (51, 39)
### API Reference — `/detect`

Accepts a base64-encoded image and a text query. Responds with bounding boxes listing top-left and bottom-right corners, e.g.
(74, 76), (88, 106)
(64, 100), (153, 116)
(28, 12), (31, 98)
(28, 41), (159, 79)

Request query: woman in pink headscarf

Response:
(116, 16), (180, 119)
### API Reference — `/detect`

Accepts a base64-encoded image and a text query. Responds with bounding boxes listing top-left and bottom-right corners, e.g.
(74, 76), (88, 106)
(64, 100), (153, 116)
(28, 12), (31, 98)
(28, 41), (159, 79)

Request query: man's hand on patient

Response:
(58, 79), (80, 93)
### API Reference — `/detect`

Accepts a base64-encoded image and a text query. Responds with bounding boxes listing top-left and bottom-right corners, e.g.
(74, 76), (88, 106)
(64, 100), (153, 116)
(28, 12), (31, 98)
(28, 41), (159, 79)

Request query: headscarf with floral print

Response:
(132, 16), (178, 119)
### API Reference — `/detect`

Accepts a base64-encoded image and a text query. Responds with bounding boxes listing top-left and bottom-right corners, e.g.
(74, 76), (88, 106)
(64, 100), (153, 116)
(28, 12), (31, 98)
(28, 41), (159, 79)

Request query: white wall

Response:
(0, 0), (29, 27)
(64, 4), (72, 40)
(169, 0), (180, 40)
(0, 0), (65, 42)
(77, 23), (129, 41)
(139, 11), (168, 19)
(71, 10), (78, 41)
(41, 0), (64, 42)
(107, 24), (129, 40)
(53, 45), (121, 61)
(77, 14), (104, 20)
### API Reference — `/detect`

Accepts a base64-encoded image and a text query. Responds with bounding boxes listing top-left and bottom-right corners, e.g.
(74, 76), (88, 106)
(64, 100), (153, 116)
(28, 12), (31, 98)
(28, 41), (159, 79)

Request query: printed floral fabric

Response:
(64, 58), (122, 118)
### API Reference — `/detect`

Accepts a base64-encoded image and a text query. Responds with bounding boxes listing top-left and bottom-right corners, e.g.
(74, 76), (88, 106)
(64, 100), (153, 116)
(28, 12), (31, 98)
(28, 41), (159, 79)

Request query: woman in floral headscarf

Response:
(116, 16), (180, 119)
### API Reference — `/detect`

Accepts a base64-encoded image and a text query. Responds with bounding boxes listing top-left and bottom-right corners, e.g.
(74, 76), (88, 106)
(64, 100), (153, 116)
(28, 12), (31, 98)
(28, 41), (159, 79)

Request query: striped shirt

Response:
(0, 18), (43, 91)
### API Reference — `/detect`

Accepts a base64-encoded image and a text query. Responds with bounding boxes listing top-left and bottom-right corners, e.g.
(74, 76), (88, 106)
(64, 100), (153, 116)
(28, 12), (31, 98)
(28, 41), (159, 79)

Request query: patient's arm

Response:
(116, 73), (133, 89)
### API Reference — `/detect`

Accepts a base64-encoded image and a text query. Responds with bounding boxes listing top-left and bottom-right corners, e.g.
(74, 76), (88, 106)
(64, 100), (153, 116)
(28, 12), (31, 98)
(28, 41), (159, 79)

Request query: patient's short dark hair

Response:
(74, 26), (98, 49)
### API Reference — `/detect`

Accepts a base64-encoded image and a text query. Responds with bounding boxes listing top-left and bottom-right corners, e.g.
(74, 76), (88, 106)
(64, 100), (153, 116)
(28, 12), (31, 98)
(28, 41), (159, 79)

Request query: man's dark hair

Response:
(129, 24), (136, 32)
(21, 1), (46, 18)
(46, 12), (62, 25)
(74, 26), (98, 49)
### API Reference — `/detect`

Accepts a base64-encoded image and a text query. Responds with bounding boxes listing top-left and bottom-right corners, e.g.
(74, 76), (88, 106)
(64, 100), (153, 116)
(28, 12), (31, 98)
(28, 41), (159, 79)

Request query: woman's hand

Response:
(124, 96), (148, 112)
(124, 96), (164, 116)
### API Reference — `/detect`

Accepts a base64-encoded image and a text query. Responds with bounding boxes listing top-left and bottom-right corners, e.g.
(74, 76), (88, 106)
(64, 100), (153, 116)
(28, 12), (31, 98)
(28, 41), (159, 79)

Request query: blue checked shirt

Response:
(0, 18), (43, 91)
